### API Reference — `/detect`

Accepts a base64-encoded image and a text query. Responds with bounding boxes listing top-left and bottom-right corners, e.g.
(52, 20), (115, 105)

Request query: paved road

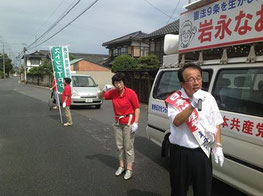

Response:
(0, 77), (247, 196)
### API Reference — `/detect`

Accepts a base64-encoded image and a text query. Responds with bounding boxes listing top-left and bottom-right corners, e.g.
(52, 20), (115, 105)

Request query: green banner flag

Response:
(50, 46), (71, 93)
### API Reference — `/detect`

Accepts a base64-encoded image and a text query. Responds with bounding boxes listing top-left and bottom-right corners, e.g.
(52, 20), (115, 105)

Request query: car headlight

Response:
(72, 90), (79, 97)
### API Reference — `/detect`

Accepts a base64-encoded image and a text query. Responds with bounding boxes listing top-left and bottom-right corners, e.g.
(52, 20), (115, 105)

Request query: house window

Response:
(141, 47), (149, 56)
(31, 59), (40, 65)
(113, 49), (118, 56)
(120, 47), (128, 55)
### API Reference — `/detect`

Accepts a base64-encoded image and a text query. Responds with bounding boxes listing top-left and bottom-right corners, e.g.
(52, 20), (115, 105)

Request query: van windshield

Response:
(72, 76), (97, 87)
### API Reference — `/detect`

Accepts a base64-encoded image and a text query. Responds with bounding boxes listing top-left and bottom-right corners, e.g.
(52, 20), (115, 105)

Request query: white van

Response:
(70, 74), (102, 108)
(146, 44), (263, 195)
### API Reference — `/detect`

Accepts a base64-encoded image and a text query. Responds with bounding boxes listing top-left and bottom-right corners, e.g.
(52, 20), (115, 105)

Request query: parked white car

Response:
(70, 74), (102, 108)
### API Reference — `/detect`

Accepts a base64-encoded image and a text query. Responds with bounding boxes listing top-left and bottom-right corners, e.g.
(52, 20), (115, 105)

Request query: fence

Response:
(120, 70), (158, 104)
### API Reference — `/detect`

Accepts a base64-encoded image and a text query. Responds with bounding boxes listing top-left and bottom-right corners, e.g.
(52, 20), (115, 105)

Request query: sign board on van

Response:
(179, 0), (263, 53)
(50, 46), (71, 93)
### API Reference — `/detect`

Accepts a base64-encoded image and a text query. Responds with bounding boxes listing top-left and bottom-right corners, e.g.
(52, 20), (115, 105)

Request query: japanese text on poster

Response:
(179, 0), (263, 53)
(50, 46), (71, 93)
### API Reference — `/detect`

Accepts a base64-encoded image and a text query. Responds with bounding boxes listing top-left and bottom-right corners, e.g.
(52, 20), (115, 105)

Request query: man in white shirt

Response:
(165, 63), (224, 196)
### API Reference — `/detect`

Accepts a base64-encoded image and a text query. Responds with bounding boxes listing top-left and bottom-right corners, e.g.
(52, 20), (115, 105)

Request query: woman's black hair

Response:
(177, 63), (202, 82)
(64, 77), (71, 84)
(112, 72), (126, 85)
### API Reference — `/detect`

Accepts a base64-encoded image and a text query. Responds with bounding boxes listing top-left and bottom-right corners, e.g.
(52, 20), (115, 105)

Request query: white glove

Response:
(131, 122), (138, 133)
(50, 88), (52, 91)
(191, 89), (206, 108)
(103, 84), (113, 92)
(206, 125), (217, 143)
(213, 146), (224, 167)
(62, 102), (66, 108)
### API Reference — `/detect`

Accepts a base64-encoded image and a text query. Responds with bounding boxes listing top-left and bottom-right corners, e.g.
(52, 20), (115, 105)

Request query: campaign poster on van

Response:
(179, 0), (263, 53)
(50, 46), (71, 93)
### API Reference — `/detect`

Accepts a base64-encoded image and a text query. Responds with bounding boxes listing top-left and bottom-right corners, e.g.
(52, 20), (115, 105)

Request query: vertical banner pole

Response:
(50, 46), (72, 124)
(49, 47), (63, 124)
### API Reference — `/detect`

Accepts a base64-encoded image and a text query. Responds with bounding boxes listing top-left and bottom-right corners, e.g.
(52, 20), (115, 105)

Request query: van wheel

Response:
(95, 105), (101, 109)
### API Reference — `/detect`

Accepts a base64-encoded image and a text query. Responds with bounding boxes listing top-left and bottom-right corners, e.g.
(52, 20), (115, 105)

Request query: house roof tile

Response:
(70, 58), (84, 64)
(102, 31), (148, 46)
(143, 19), (179, 39)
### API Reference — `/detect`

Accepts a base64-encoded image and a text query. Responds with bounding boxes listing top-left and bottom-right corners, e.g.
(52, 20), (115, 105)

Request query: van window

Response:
(153, 71), (180, 100)
(212, 68), (263, 117)
(72, 76), (96, 87)
(153, 69), (212, 100)
(202, 70), (213, 91)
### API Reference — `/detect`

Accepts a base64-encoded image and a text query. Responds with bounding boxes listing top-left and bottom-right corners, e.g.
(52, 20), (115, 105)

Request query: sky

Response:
(0, 0), (190, 66)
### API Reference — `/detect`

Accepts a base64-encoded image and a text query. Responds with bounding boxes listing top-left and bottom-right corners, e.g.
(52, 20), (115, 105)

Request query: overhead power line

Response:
(31, 0), (68, 41)
(27, 0), (81, 49)
(143, 0), (174, 19)
(27, 0), (99, 50)
(167, 0), (181, 24)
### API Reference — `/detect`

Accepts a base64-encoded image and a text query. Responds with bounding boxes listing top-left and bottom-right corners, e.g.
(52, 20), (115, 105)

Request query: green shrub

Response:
(112, 55), (137, 72)
(137, 55), (160, 70)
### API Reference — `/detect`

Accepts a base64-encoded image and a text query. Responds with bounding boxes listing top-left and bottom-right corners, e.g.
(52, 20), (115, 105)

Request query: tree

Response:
(112, 55), (137, 72)
(137, 55), (160, 70)
(0, 53), (13, 77)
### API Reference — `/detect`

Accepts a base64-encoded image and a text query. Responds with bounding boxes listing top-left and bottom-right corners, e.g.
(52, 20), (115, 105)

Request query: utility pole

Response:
(2, 44), (5, 79)
(24, 47), (27, 83)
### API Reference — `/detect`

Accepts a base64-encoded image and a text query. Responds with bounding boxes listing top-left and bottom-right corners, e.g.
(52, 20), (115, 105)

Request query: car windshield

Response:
(72, 76), (96, 87)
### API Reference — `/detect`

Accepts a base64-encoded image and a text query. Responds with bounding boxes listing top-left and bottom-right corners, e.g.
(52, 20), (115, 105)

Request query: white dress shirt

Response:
(168, 88), (223, 149)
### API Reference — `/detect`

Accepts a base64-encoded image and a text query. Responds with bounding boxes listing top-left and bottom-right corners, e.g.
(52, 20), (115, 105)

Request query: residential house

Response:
(143, 20), (179, 63)
(22, 51), (49, 72)
(102, 31), (149, 67)
(70, 58), (113, 89)
(70, 58), (110, 72)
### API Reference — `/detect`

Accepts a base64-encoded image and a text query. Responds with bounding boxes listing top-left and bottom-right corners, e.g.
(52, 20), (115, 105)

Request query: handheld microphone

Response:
(198, 99), (202, 111)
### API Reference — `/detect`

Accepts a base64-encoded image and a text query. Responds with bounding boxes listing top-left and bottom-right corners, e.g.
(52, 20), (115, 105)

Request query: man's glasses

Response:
(185, 76), (202, 83)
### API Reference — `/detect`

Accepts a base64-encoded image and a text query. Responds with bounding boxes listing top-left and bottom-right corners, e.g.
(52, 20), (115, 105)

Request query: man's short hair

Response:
(64, 77), (71, 84)
(178, 63), (202, 82)
(112, 72), (126, 85)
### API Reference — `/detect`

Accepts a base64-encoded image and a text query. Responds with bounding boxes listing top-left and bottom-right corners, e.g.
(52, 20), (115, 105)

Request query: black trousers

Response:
(170, 144), (212, 196)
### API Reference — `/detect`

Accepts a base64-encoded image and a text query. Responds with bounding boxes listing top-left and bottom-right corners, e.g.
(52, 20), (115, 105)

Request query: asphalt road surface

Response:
(0, 77), (248, 196)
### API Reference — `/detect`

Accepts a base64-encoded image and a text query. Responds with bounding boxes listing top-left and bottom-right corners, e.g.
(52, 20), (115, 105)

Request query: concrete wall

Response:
(26, 75), (52, 87)
(73, 71), (114, 89)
